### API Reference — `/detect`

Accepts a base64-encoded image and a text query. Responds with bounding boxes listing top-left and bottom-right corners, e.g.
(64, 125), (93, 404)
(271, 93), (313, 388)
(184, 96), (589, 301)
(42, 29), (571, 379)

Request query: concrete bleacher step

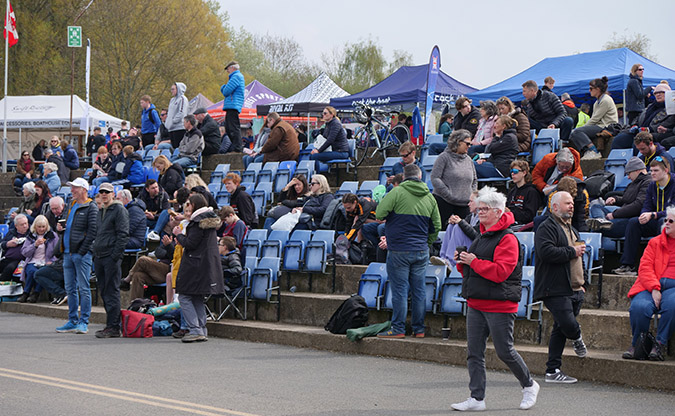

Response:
(2, 301), (674, 391)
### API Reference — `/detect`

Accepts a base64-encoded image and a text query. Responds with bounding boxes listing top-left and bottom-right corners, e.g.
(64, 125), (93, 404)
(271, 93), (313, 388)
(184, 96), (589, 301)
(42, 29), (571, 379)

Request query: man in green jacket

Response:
(375, 164), (441, 338)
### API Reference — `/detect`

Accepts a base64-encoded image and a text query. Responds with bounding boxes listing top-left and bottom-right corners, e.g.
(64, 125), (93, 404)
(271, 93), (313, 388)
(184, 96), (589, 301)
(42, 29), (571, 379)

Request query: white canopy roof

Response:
(0, 95), (127, 130)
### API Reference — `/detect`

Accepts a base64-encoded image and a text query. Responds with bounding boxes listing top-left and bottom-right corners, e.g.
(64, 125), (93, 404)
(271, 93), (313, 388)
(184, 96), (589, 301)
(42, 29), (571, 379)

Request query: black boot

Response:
(17, 292), (29, 303)
(28, 292), (39, 303)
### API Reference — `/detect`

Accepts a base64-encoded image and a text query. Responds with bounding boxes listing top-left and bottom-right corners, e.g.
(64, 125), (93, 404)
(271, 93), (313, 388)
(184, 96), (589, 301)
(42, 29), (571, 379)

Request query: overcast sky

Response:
(219, 0), (674, 90)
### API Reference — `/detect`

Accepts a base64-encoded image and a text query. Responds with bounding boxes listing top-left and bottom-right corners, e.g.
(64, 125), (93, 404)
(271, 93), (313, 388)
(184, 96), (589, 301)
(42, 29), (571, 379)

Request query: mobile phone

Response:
(455, 245), (467, 260)
(58, 219), (67, 225)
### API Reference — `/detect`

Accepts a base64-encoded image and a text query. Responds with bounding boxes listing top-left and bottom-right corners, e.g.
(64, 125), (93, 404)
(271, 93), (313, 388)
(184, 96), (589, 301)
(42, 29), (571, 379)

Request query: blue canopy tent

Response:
(467, 48), (675, 107)
(329, 64), (477, 111)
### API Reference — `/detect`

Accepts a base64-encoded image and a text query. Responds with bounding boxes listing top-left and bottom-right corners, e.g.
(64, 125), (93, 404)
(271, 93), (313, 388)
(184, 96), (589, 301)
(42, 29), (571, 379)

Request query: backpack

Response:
(127, 298), (157, 313)
(334, 234), (351, 264)
(325, 294), (369, 334)
(319, 199), (343, 230)
(584, 170), (615, 199)
(349, 239), (375, 265)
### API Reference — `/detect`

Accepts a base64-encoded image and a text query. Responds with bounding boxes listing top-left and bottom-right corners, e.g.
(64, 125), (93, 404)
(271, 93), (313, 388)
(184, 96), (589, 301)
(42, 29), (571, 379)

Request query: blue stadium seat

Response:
(605, 149), (633, 182)
(241, 162), (263, 184)
(275, 160), (297, 193)
(335, 181), (358, 198)
(207, 183), (221, 196)
(425, 265), (446, 313)
(379, 157), (400, 185)
(532, 138), (554, 165)
(421, 155), (438, 182)
(0, 224), (9, 238)
(438, 277), (465, 315)
(295, 160), (314, 179)
(537, 128), (560, 149)
(261, 230), (290, 258)
(357, 263), (387, 309)
(517, 265), (543, 343)
(143, 149), (160, 167)
(356, 180), (380, 198)
(242, 229), (269, 258)
(579, 232), (604, 307)
(252, 181), (274, 216)
(248, 257), (281, 320)
(304, 230), (335, 273)
(258, 162), (279, 185)
(514, 231), (535, 266)
(282, 230), (313, 271)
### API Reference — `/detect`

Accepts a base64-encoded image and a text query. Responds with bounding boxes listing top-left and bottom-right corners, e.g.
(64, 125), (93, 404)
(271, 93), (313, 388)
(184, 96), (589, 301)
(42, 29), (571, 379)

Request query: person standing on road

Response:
(92, 183), (129, 338)
(452, 189), (539, 412)
(375, 164), (440, 338)
(56, 178), (98, 335)
(534, 191), (588, 384)
(221, 61), (245, 152)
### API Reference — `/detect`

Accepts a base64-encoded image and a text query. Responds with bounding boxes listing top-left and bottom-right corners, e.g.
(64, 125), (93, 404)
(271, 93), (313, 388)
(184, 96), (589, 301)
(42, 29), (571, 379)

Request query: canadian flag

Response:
(4, 2), (18, 47)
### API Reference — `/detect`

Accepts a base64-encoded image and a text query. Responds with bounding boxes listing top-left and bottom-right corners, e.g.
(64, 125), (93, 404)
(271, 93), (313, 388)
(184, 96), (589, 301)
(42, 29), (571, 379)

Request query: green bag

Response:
(346, 321), (391, 342)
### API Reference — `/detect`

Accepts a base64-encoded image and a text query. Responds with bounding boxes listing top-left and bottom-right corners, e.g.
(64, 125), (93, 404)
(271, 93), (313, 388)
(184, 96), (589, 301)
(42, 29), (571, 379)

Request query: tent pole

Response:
(3, 0), (8, 173)
(18, 127), (20, 155)
(622, 89), (627, 125)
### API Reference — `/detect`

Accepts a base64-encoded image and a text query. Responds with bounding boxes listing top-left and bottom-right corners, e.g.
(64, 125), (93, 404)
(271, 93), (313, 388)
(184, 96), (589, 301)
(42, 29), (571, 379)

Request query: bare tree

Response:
(603, 31), (657, 62)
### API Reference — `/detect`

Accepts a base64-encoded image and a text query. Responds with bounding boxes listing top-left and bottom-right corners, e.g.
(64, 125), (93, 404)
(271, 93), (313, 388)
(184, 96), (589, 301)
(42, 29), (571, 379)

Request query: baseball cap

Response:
(98, 182), (114, 193)
(66, 177), (90, 191)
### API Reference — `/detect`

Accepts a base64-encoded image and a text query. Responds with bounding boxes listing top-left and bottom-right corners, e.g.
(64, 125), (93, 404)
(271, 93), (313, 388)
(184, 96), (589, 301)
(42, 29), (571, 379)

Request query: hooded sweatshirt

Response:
(376, 178), (441, 251)
(166, 82), (188, 132)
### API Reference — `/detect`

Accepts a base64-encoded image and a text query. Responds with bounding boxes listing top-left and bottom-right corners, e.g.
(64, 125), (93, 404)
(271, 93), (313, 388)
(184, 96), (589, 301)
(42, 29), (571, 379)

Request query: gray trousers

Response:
(178, 294), (207, 336)
(466, 307), (533, 400)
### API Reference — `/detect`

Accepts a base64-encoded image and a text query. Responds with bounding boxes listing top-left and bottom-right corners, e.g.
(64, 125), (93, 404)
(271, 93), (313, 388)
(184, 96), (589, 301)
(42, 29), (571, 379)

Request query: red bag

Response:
(121, 310), (154, 338)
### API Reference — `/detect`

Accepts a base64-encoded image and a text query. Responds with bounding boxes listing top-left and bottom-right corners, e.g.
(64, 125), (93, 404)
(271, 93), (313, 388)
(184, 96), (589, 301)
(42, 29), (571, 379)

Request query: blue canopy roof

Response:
(467, 48), (675, 104)
(330, 64), (477, 110)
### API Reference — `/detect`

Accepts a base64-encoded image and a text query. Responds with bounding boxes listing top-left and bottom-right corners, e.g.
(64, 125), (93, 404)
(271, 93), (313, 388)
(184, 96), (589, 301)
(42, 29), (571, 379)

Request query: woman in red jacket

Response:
(624, 206), (675, 361)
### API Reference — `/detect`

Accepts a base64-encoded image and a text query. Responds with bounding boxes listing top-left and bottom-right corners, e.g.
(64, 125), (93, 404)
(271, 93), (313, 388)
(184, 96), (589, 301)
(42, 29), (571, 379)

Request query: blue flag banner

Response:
(424, 46), (441, 142)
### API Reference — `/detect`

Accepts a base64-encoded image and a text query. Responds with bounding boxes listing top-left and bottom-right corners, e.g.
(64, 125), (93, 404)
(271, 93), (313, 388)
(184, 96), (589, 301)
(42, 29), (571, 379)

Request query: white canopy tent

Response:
(0, 95), (127, 160)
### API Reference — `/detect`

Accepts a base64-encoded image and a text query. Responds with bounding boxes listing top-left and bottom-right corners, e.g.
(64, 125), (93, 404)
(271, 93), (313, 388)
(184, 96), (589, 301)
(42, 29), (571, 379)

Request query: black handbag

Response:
(633, 331), (656, 360)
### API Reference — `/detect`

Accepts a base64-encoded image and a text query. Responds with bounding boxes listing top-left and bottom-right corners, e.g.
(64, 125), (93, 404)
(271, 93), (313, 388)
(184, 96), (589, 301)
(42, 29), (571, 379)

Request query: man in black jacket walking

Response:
(534, 191), (587, 384)
(93, 182), (129, 338)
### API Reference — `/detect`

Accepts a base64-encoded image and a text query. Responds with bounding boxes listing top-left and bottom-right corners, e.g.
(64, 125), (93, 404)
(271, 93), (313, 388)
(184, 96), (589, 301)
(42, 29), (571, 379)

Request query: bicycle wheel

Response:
(353, 128), (370, 167)
(381, 130), (402, 152)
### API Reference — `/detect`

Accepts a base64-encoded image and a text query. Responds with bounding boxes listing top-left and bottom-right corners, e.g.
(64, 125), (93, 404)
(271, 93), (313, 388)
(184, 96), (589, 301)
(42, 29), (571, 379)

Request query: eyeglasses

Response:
(510, 169), (522, 174)
(160, 113), (167, 116)
(665, 218), (675, 224)
(477, 207), (495, 213)
(400, 151), (413, 158)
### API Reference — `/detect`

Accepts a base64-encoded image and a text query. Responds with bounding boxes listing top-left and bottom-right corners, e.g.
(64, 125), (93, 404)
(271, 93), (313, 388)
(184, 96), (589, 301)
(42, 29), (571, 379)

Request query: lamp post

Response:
(68, 0), (94, 148)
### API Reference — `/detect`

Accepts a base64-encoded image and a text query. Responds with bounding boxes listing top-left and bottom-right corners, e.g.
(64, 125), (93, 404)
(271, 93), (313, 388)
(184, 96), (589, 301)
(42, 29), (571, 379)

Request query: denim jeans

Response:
(569, 124), (603, 151)
(611, 132), (639, 151)
(386, 249), (428, 334)
(171, 156), (196, 168)
(474, 161), (503, 178)
(466, 307), (533, 400)
(179, 294), (207, 336)
(34, 265), (65, 297)
(150, 210), (170, 234)
(467, 144), (485, 158)
(243, 153), (264, 169)
(361, 222), (386, 246)
(92, 176), (111, 187)
(629, 278), (675, 345)
(428, 142), (446, 156)
(589, 204), (629, 238)
(620, 217), (662, 266)
(94, 255), (122, 330)
(310, 151), (349, 172)
(63, 252), (93, 324)
(23, 263), (42, 294)
(543, 291), (584, 373)
(144, 142), (173, 151)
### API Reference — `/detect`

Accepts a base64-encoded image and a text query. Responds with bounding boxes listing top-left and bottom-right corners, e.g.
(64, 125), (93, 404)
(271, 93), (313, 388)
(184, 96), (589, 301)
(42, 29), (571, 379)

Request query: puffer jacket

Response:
(197, 114), (222, 156)
(531, 147), (583, 192)
(64, 199), (98, 256)
(158, 164), (184, 198)
(220, 70), (245, 112)
(629, 229), (672, 298)
(625, 74), (648, 113)
(166, 82), (188, 132)
(92, 200), (129, 260)
(62, 144), (80, 170)
(125, 199), (147, 249)
(175, 208), (224, 296)
(522, 89), (567, 128)
(510, 108), (531, 152)
(21, 230), (59, 269)
(122, 152), (144, 184)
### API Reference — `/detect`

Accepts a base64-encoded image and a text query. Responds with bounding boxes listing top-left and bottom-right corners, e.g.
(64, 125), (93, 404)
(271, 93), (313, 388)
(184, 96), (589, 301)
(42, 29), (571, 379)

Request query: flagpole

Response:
(3, 0), (9, 174)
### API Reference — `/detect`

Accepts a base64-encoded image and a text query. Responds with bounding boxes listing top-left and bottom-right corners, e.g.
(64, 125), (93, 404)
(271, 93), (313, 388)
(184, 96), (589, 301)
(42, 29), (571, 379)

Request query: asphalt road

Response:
(1, 312), (673, 416)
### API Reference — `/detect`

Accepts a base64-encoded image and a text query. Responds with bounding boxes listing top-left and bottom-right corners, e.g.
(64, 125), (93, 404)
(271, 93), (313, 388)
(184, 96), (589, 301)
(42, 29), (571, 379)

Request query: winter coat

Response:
(533, 214), (580, 300)
(344, 197), (378, 241)
(197, 114), (221, 156)
(175, 208), (224, 296)
(1, 228), (27, 261)
(43, 172), (60, 196)
(21, 230), (59, 273)
(125, 199), (147, 250)
(92, 200), (129, 260)
(18, 193), (37, 215)
(302, 192), (333, 225)
(522, 89), (567, 128)
(629, 229), (672, 298)
(562, 100), (579, 128)
(166, 82), (188, 132)
(64, 199), (98, 256)
(137, 188), (170, 214)
(625, 74), (650, 113)
(636, 103), (675, 143)
(178, 127), (204, 162)
(230, 186), (258, 228)
(220, 70), (245, 112)
(376, 178), (441, 251)
(16, 159), (34, 176)
(458, 212), (521, 313)
(260, 119), (300, 162)
(438, 121), (453, 141)
(122, 152), (144, 185)
(158, 164), (184, 197)
(531, 147), (583, 192)
(32, 143), (46, 161)
(506, 183), (541, 224)
(317, 118), (349, 153)
(107, 152), (126, 181)
(48, 154), (69, 184)
(221, 249), (243, 289)
(612, 172), (650, 218)
(473, 115), (497, 146)
(453, 106), (480, 137)
(85, 134), (106, 155)
(642, 173), (675, 219)
(140, 103), (161, 135)
(485, 128), (518, 176)
(62, 144), (79, 170)
(431, 146), (477, 206)
(510, 108), (531, 152)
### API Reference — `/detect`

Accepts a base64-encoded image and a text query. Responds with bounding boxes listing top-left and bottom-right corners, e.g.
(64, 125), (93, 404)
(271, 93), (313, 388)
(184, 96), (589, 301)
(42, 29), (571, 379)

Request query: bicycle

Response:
(352, 103), (405, 167)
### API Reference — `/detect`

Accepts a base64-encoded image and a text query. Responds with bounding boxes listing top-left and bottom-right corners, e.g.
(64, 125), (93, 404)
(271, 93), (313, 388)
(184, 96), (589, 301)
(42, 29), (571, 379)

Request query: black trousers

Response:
(433, 195), (470, 231)
(0, 258), (20, 281)
(543, 291), (584, 373)
(141, 133), (156, 148)
(168, 130), (186, 149)
(94, 255), (123, 330)
(225, 110), (242, 152)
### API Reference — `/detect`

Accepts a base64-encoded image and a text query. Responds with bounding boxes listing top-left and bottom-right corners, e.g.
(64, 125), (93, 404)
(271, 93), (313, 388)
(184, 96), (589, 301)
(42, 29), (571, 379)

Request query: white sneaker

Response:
(451, 397), (486, 411)
(581, 150), (601, 160)
(147, 231), (160, 241)
(520, 380), (539, 410)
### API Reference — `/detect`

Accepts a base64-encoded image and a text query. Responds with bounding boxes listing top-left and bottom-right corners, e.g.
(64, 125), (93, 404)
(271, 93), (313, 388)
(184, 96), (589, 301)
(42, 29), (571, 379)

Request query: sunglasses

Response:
(400, 151), (413, 158)
(510, 169), (521, 174)
(311, 182), (319, 185)
(98, 190), (112, 194)
(637, 68), (644, 71)
(462, 141), (472, 146)
(654, 156), (664, 162)
(665, 218), (674, 224)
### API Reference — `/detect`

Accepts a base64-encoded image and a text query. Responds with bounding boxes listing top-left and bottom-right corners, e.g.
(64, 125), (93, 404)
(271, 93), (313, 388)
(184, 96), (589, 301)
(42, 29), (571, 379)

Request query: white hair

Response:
(663, 206), (675, 232)
(23, 181), (36, 194)
(476, 187), (507, 216)
(43, 162), (58, 172)
(50, 196), (65, 207)
(116, 189), (132, 202)
(14, 213), (28, 226)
